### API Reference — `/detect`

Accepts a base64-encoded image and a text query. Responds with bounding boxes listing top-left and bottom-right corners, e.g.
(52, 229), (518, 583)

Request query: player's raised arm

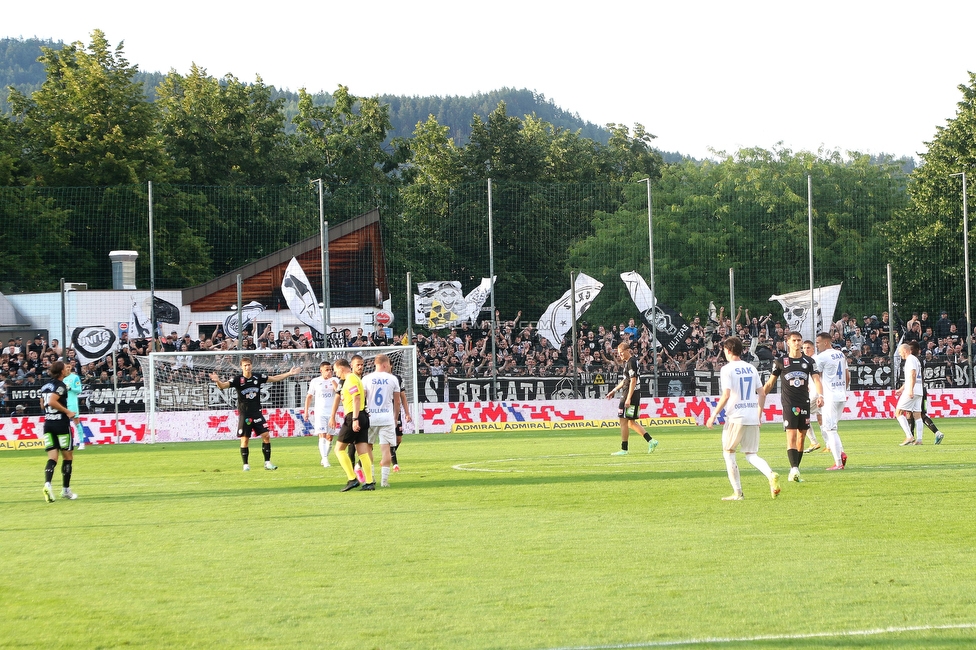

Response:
(268, 366), (300, 383)
(209, 372), (230, 390)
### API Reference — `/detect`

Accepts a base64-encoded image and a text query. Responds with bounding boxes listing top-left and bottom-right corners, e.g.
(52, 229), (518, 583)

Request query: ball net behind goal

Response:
(142, 346), (418, 443)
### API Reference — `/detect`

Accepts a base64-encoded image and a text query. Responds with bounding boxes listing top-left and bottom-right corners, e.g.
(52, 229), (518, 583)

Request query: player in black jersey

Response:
(210, 357), (299, 471)
(40, 361), (78, 502)
(763, 331), (823, 483)
(907, 341), (945, 444)
(606, 342), (658, 455)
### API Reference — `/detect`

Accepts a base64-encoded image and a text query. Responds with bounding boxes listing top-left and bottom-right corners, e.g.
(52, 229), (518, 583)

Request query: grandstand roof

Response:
(182, 209), (389, 313)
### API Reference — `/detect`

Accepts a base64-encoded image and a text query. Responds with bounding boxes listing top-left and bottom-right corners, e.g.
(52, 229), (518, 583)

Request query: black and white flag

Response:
(620, 271), (690, 353)
(769, 284), (842, 341)
(153, 297), (181, 325)
(129, 301), (152, 339)
(281, 257), (323, 334)
(224, 301), (266, 339)
(72, 326), (118, 364)
(537, 273), (603, 348)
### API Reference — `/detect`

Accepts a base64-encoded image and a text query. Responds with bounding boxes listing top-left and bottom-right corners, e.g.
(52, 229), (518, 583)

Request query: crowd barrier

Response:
(1, 389), (973, 447)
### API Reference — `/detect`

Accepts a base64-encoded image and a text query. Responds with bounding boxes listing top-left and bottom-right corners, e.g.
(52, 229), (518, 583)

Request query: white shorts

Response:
(312, 418), (335, 436)
(809, 397), (821, 416)
(722, 421), (760, 455)
(897, 393), (922, 413)
(369, 424), (396, 446)
(821, 400), (845, 431)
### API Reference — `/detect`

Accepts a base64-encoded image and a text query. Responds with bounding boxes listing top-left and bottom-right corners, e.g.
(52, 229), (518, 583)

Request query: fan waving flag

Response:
(537, 273), (603, 348)
(620, 271), (690, 353)
(72, 326), (118, 364)
(129, 300), (152, 338)
(224, 301), (266, 339)
(153, 297), (181, 325)
(281, 258), (323, 334)
(769, 284), (842, 341)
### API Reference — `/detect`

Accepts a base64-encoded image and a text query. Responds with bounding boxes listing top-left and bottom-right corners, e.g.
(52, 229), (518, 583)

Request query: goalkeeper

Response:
(210, 357), (299, 471)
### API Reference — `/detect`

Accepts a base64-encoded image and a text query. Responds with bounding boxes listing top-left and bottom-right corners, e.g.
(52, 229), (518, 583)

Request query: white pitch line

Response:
(541, 622), (976, 649)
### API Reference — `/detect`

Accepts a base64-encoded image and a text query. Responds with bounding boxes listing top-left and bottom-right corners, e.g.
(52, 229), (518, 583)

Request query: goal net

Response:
(142, 345), (418, 443)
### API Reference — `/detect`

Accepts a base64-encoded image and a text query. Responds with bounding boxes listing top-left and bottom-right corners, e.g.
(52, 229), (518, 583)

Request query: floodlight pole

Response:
(951, 172), (973, 387)
(488, 178), (498, 401)
(316, 179), (331, 346)
(569, 270), (580, 398)
(60, 278), (67, 362)
(236, 274), (243, 350)
(808, 175), (815, 339)
(148, 181), (157, 351)
(406, 271), (413, 343)
(639, 178), (658, 396)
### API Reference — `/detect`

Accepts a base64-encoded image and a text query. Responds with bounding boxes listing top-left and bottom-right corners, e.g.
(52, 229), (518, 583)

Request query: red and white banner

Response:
(3, 389), (974, 444)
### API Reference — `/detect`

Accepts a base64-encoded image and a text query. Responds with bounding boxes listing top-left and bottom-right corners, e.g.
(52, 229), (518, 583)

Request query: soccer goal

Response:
(142, 346), (419, 443)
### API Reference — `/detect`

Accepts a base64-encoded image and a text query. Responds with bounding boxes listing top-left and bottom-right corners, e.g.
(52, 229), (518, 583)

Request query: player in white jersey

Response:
(801, 340), (823, 453)
(361, 354), (400, 487)
(304, 361), (340, 467)
(814, 333), (849, 470)
(706, 337), (780, 500)
(895, 343), (924, 445)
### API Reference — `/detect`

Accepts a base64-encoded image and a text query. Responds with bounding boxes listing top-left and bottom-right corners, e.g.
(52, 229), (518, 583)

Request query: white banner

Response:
(281, 258), (323, 334)
(414, 278), (494, 329)
(769, 283), (842, 341)
(71, 326), (118, 364)
(537, 272), (603, 348)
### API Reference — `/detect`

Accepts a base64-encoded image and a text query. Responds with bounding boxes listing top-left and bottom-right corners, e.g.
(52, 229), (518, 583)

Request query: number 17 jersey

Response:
(719, 360), (761, 425)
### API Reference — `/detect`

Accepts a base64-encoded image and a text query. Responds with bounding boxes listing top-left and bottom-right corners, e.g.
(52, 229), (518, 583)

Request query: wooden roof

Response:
(183, 209), (389, 313)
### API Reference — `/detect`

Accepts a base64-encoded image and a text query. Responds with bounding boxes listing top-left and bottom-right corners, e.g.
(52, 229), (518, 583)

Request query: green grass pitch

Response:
(1, 419), (974, 649)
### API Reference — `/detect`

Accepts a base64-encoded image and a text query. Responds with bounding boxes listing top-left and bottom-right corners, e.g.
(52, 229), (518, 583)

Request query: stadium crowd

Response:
(2, 306), (974, 414)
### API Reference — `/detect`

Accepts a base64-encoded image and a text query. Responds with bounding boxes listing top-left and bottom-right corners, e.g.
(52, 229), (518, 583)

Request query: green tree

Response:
(7, 30), (172, 186)
(156, 65), (296, 185)
(885, 72), (976, 316)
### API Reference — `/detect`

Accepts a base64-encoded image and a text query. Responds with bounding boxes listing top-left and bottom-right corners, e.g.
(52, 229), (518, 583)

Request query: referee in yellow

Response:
(332, 359), (374, 491)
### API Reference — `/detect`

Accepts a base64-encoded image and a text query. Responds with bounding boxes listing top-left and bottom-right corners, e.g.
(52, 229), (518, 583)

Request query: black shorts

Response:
(337, 412), (370, 445)
(238, 413), (269, 438)
(43, 428), (73, 452)
(617, 397), (642, 421)
(783, 403), (810, 431)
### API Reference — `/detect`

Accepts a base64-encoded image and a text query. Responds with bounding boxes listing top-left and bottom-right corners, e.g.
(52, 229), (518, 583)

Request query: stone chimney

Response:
(109, 250), (139, 290)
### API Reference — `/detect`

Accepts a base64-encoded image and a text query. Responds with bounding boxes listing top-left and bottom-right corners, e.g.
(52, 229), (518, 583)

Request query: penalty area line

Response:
(541, 622), (976, 649)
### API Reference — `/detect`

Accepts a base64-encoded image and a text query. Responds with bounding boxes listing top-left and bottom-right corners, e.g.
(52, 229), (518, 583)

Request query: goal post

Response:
(142, 345), (419, 444)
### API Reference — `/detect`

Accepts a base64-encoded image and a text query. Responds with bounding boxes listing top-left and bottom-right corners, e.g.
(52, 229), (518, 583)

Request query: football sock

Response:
(922, 414), (941, 434)
(796, 449), (803, 467)
(382, 466), (391, 483)
(787, 448), (798, 468)
(61, 460), (72, 488)
(723, 450), (741, 493)
(620, 440), (629, 451)
(240, 447), (249, 465)
(896, 415), (913, 438)
(914, 418), (923, 443)
(390, 445), (399, 465)
(335, 446), (356, 480)
(827, 429), (844, 460)
(642, 432), (652, 442)
(360, 454), (374, 483)
(806, 428), (819, 446)
(318, 437), (329, 460)
(262, 442), (271, 462)
(347, 444), (356, 464)
(45, 459), (57, 483)
(745, 452), (773, 479)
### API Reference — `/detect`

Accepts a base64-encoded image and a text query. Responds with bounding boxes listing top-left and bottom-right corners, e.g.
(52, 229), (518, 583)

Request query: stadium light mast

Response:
(950, 171), (972, 387)
(808, 175), (816, 340)
(639, 178), (658, 395)
(148, 181), (156, 351)
(314, 179), (330, 346)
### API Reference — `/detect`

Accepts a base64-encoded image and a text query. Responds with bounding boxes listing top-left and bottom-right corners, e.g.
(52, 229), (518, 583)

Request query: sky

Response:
(6, 0), (976, 161)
